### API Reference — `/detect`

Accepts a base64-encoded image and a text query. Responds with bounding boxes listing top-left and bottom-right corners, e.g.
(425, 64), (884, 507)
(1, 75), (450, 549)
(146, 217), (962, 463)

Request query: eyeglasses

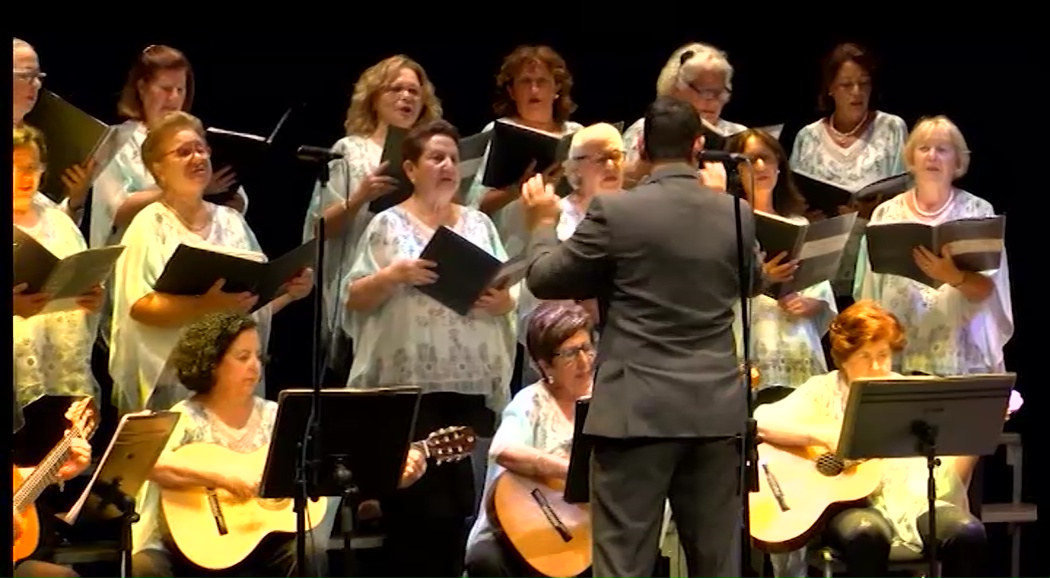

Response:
(690, 84), (729, 100)
(572, 150), (625, 165)
(552, 344), (596, 362)
(13, 69), (46, 83)
(14, 162), (45, 176)
(166, 142), (211, 159)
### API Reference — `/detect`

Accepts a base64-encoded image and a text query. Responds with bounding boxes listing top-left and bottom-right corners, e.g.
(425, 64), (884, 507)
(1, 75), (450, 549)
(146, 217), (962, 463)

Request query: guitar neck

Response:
(14, 433), (74, 513)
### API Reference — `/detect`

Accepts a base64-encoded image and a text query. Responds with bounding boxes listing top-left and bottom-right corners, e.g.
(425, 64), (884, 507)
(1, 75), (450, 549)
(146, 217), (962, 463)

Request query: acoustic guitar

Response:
(13, 398), (99, 563)
(494, 472), (591, 578)
(748, 443), (882, 552)
(162, 425), (477, 570)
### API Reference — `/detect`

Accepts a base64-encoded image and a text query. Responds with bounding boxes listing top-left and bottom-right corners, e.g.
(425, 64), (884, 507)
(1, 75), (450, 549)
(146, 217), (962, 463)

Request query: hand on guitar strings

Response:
(57, 436), (92, 481)
(220, 470), (260, 502)
(398, 446), (428, 489)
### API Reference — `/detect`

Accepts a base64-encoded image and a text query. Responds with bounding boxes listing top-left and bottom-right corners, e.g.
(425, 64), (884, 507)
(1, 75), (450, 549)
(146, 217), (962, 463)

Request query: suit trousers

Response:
(590, 436), (742, 577)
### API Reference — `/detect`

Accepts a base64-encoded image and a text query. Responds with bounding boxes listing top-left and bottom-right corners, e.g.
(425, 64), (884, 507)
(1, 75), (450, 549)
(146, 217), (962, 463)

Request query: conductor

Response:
(521, 96), (791, 577)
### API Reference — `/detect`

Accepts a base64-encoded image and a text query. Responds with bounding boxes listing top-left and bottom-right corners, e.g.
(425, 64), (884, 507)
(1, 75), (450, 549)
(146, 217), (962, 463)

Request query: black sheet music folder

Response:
(563, 397), (592, 504)
(153, 239), (317, 310)
(416, 226), (524, 316)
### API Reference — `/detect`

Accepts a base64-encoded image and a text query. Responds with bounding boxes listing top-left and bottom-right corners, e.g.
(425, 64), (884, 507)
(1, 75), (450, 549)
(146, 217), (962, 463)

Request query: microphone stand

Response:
(294, 156), (330, 577)
(731, 159), (761, 576)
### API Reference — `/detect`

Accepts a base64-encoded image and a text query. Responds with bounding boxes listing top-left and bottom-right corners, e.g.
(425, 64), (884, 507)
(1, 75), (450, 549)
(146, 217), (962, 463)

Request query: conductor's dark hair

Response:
(170, 311), (258, 395)
(526, 301), (594, 367)
(401, 119), (460, 165)
(493, 45), (577, 125)
(818, 42), (878, 113)
(642, 96), (703, 164)
(117, 44), (195, 121)
(726, 129), (806, 217)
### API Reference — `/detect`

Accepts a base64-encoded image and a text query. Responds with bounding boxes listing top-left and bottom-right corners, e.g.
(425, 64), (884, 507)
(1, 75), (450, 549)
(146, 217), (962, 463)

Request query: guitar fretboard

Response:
(14, 431), (75, 513)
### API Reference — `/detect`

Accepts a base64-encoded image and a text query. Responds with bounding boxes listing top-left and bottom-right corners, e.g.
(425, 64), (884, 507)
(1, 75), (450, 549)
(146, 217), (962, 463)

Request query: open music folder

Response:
(457, 131), (493, 202)
(24, 90), (134, 203)
(152, 239), (317, 310)
(368, 126), (413, 214)
(204, 107), (292, 203)
(754, 211), (858, 298)
(865, 215), (1006, 288)
(792, 170), (913, 219)
(416, 226), (528, 316)
(481, 120), (574, 191)
(13, 226), (124, 301)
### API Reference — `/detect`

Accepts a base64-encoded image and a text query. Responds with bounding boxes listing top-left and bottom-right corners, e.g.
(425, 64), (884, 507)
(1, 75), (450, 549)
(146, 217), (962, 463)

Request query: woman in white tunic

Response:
(109, 111), (313, 414)
(855, 116), (1012, 376)
(300, 55), (442, 374)
(12, 126), (102, 410)
(726, 129), (836, 392)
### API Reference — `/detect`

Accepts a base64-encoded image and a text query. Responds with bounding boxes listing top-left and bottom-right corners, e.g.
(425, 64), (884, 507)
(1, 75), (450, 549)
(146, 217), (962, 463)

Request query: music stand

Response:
(838, 373), (1015, 578)
(62, 411), (180, 578)
(563, 398), (592, 504)
(260, 387), (422, 576)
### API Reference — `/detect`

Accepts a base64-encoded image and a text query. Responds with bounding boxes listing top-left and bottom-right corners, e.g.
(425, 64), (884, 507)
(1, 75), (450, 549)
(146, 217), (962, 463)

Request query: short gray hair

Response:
(655, 42), (734, 99)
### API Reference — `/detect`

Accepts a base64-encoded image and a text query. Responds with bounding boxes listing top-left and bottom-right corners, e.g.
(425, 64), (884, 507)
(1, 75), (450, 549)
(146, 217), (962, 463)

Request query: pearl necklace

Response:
(827, 112), (869, 145)
(911, 188), (955, 219)
(162, 200), (211, 232)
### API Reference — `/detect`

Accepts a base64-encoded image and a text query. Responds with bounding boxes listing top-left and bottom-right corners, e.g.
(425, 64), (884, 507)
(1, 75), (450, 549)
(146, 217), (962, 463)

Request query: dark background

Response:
(16, 22), (1040, 576)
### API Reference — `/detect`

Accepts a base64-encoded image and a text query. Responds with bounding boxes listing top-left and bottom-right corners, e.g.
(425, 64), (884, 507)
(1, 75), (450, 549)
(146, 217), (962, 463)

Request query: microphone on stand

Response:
(296, 145), (343, 163)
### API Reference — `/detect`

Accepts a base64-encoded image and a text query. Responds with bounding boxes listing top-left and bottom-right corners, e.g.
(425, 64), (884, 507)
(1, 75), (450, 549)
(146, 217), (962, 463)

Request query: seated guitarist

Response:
(12, 411), (92, 578)
(465, 301), (594, 578)
(754, 300), (990, 577)
(131, 311), (428, 577)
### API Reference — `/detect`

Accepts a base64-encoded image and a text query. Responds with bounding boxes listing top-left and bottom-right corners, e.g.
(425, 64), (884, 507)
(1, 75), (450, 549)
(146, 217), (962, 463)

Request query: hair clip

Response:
(679, 51), (695, 66)
(142, 44), (157, 54)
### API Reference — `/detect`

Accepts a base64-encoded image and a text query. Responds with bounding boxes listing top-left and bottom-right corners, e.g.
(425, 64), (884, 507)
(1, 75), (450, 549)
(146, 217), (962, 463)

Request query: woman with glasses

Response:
(726, 128), (836, 577)
(465, 301), (595, 577)
(108, 111), (312, 415)
(514, 123), (624, 384)
(623, 42), (747, 187)
(12, 125), (102, 408)
(301, 54), (442, 380)
(12, 38), (91, 222)
(92, 44), (248, 251)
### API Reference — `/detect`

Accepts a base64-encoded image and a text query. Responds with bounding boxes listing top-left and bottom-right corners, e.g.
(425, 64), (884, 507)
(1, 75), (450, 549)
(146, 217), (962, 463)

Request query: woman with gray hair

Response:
(12, 38), (92, 222)
(511, 123), (623, 387)
(623, 42), (747, 186)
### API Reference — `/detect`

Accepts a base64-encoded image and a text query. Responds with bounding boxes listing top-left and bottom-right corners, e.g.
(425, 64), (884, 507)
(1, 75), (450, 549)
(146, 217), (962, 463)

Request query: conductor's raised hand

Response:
(75, 284), (105, 313)
(763, 252), (799, 284)
(13, 283), (51, 319)
(353, 162), (400, 204)
(201, 278), (258, 313)
(387, 259), (438, 286)
(698, 161), (728, 192)
(521, 173), (561, 230)
(282, 267), (315, 301)
(206, 165), (238, 196)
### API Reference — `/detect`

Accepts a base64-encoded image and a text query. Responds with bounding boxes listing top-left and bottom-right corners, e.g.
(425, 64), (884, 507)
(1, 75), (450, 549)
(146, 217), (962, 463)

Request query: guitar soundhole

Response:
(815, 453), (844, 477)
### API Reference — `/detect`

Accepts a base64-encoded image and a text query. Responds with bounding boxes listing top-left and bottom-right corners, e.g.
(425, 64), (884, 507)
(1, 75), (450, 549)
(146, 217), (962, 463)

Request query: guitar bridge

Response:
(529, 488), (573, 542)
(205, 489), (229, 536)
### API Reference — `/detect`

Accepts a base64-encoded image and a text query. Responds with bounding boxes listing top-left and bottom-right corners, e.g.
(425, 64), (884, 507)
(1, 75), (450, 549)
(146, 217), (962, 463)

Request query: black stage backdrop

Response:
(16, 20), (1041, 576)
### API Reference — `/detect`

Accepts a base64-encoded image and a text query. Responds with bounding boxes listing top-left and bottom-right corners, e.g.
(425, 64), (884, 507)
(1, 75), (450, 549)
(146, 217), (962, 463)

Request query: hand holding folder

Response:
(415, 227), (526, 316)
(13, 227), (125, 302)
(152, 239), (317, 311)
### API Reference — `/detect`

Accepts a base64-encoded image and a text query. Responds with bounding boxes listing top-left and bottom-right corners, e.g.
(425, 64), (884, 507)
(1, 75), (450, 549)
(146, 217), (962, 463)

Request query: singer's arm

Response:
(318, 194), (368, 240)
(526, 196), (611, 301)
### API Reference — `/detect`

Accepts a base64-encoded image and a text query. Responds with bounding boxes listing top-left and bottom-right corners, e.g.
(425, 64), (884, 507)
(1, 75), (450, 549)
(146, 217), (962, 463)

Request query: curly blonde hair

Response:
(344, 55), (442, 137)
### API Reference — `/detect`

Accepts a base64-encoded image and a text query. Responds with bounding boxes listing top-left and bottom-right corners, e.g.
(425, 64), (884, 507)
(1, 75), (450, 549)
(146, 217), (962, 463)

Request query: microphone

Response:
(296, 145), (342, 162)
(699, 150), (751, 163)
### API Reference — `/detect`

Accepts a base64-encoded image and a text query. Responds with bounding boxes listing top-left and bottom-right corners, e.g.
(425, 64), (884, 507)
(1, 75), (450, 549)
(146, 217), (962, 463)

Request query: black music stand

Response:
(563, 398), (592, 504)
(838, 373), (1015, 578)
(62, 411), (180, 578)
(260, 387), (422, 577)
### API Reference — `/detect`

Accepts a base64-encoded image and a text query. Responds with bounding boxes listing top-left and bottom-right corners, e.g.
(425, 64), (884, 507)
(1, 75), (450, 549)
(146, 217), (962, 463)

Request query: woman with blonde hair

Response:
(854, 116), (1012, 377)
(109, 111), (313, 414)
(623, 42), (747, 186)
(301, 54), (442, 376)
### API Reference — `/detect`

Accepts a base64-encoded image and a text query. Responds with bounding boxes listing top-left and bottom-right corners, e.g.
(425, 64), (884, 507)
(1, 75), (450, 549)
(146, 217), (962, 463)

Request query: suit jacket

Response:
(525, 164), (764, 439)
